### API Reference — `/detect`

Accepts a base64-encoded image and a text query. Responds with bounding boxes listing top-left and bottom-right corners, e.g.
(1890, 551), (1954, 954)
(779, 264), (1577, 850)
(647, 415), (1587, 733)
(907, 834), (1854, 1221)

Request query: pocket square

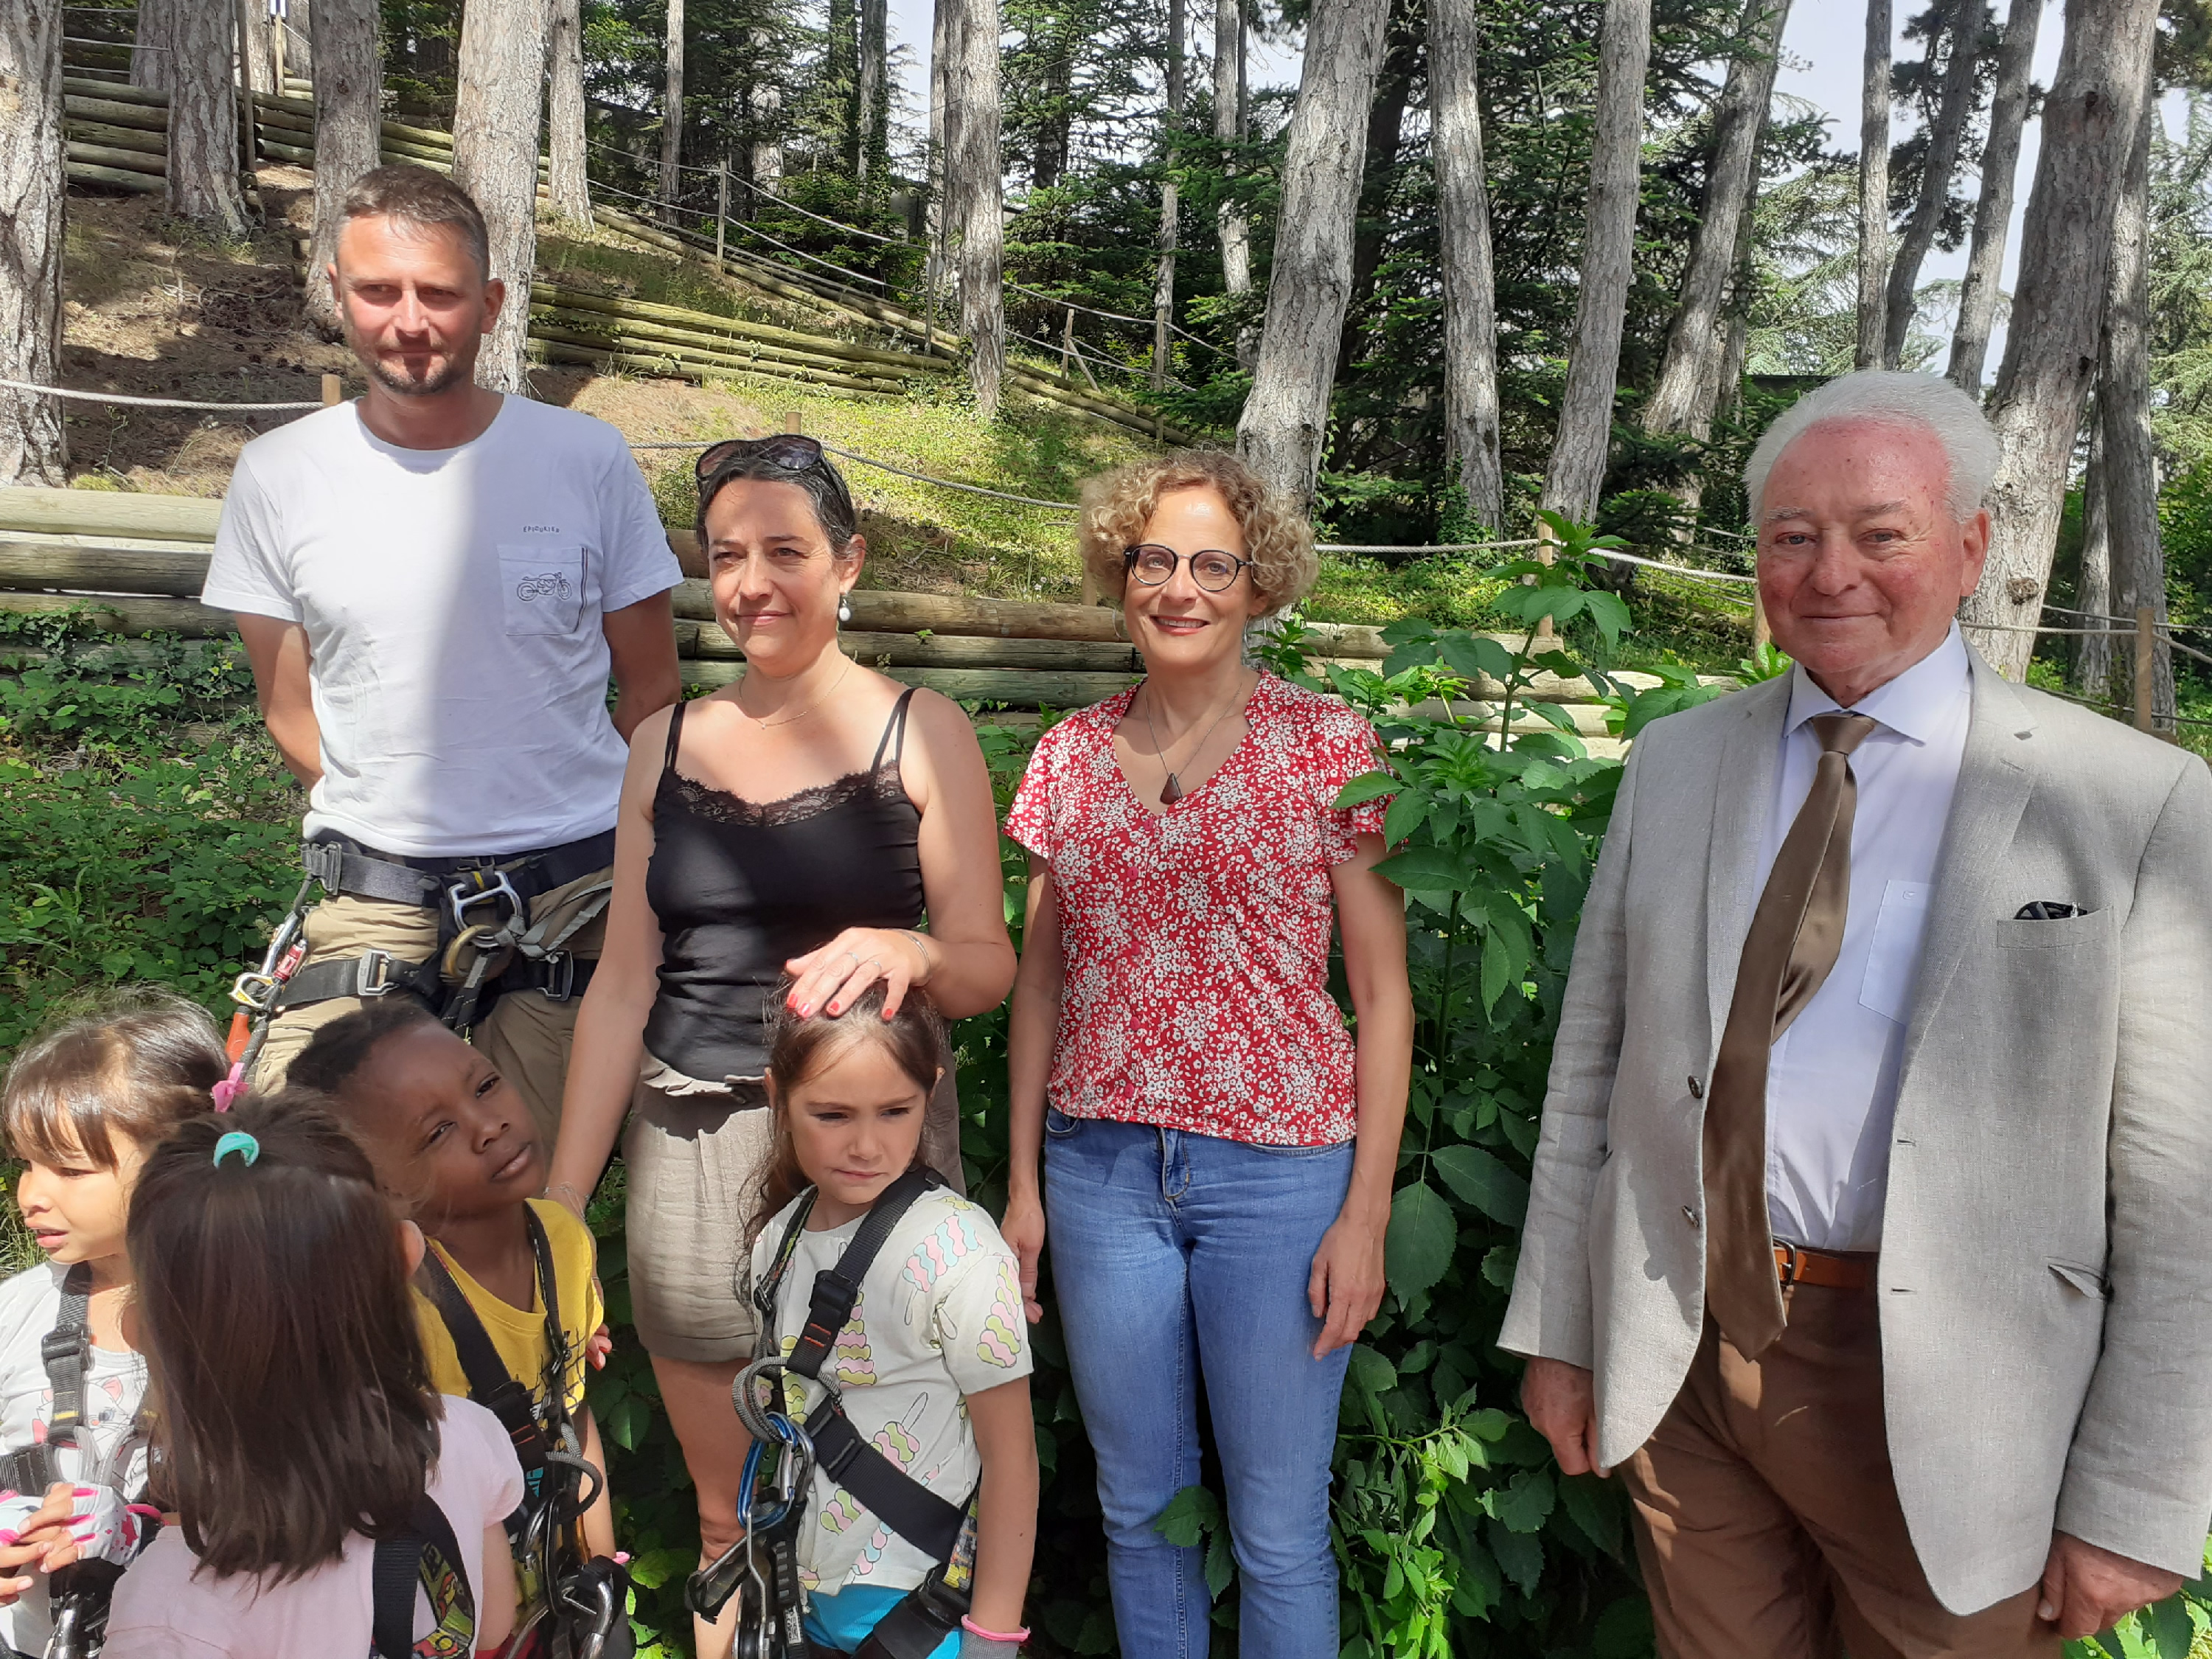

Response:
(2014, 901), (2082, 920)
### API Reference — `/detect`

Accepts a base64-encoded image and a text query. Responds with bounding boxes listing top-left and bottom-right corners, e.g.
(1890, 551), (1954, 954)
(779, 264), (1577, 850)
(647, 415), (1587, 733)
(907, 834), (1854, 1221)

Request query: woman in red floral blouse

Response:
(1001, 451), (1413, 1656)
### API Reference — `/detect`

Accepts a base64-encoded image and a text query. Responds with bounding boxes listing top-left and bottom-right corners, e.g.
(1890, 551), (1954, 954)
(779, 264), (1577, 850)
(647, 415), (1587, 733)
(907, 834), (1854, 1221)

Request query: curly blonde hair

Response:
(1078, 450), (1318, 610)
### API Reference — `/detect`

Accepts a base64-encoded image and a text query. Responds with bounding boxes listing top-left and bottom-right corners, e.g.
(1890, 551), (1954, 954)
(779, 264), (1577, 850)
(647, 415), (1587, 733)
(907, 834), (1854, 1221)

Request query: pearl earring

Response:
(838, 593), (853, 625)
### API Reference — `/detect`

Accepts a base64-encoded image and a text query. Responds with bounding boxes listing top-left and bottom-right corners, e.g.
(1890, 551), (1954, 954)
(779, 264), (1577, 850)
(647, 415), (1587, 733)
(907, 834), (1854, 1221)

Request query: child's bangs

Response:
(4, 1078), (119, 1172)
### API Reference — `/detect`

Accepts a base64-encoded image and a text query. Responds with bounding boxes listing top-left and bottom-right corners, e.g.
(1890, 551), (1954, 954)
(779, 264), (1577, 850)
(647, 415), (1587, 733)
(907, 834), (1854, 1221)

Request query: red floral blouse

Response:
(1004, 673), (1393, 1147)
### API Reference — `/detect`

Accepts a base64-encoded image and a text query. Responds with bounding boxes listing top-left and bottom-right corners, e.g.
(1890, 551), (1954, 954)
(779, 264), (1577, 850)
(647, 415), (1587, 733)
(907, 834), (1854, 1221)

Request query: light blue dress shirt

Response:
(1756, 625), (1972, 1251)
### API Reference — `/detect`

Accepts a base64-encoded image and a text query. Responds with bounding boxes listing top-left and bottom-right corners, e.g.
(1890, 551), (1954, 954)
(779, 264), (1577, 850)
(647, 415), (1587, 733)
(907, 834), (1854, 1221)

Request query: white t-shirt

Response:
(747, 1188), (1034, 1597)
(204, 397), (683, 858)
(102, 1396), (525, 1659)
(0, 1262), (150, 1656)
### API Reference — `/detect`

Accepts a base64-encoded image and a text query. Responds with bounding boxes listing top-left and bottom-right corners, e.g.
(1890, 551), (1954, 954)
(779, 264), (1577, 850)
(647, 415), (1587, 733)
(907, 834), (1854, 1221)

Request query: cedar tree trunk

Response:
(1, 0), (66, 486)
(1214, 0), (1254, 366)
(1961, 0), (2158, 678)
(1947, 0), (2042, 391)
(2101, 82), (2171, 726)
(132, 0), (171, 92)
(661, 0), (684, 218)
(949, 0), (1005, 417)
(1336, 5), (1417, 378)
(453, 0), (550, 395)
(1235, 0), (1394, 509)
(307, 0), (381, 337)
(239, 0), (274, 94)
(1539, 0), (1652, 524)
(1642, 0), (1791, 434)
(2076, 417), (2112, 693)
(169, 0), (251, 237)
(860, 0), (888, 185)
(1857, 0), (1891, 369)
(1154, 0), (1186, 389)
(1882, 0), (1982, 366)
(549, 0), (593, 224)
(1430, 0), (1502, 534)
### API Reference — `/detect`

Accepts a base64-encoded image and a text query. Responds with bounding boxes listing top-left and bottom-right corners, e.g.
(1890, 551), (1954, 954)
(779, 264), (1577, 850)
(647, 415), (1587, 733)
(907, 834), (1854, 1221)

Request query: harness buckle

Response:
(541, 952), (576, 1002)
(355, 948), (397, 998)
(448, 869), (523, 932)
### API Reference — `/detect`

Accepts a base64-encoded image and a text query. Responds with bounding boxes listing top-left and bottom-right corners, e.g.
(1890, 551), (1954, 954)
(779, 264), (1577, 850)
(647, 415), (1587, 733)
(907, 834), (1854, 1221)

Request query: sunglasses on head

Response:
(695, 434), (829, 481)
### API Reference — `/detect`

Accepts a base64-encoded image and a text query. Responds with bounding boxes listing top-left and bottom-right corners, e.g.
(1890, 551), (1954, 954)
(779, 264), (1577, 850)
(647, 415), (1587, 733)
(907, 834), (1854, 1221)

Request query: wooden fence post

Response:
(2136, 607), (2155, 732)
(715, 161), (728, 272)
(321, 373), (342, 407)
(1532, 515), (1559, 650)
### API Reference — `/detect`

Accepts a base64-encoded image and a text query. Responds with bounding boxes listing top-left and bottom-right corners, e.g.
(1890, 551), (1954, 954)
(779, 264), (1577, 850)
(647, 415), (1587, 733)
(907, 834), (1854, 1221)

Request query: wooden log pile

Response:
(0, 490), (1681, 752)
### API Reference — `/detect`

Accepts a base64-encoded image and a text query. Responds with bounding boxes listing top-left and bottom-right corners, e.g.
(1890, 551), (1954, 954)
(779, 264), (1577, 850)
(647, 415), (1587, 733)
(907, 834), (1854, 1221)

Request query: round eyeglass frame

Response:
(1123, 543), (1253, 593)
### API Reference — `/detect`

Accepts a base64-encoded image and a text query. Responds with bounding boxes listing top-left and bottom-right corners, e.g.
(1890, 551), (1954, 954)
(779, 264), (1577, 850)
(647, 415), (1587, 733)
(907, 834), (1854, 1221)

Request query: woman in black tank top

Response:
(544, 439), (1015, 1639)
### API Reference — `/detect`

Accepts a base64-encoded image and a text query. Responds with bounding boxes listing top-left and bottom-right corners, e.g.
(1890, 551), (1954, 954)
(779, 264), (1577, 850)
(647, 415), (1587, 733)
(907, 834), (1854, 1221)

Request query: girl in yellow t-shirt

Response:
(291, 1001), (617, 1572)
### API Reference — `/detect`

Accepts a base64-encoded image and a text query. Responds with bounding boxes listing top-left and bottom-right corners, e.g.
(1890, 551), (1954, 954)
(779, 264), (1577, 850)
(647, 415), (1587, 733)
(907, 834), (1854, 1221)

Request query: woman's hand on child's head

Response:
(588, 1322), (613, 1369)
(785, 927), (924, 1020)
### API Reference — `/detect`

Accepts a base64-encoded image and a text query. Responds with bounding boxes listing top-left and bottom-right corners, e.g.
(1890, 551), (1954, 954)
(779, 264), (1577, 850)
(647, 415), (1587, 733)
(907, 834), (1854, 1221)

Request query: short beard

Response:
(342, 313), (476, 399)
(365, 351), (468, 398)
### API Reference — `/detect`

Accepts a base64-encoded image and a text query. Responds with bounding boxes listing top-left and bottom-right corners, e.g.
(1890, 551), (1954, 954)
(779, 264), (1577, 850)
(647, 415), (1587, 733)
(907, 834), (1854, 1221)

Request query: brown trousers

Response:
(1621, 1283), (2058, 1659)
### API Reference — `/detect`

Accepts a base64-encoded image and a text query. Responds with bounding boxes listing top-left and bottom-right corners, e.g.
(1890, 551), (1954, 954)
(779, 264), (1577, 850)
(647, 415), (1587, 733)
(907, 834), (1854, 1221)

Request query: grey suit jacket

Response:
(1499, 647), (2212, 1613)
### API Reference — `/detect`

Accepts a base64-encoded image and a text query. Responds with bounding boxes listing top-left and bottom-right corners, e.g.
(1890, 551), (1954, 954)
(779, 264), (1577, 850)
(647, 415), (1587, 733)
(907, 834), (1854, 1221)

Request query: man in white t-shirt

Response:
(204, 166), (683, 1137)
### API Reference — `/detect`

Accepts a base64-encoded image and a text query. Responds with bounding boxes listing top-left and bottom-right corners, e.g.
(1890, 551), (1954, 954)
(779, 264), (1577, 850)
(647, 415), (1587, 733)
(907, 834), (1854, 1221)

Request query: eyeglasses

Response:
(1124, 544), (1252, 593)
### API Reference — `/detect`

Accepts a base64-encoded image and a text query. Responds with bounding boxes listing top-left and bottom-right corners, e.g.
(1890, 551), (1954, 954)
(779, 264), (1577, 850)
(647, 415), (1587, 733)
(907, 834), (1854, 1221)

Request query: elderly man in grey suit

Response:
(1501, 369), (2212, 1658)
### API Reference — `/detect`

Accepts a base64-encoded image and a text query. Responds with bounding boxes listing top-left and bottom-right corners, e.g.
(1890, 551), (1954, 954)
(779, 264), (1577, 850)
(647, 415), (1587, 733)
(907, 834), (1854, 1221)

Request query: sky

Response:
(874, 0), (2101, 389)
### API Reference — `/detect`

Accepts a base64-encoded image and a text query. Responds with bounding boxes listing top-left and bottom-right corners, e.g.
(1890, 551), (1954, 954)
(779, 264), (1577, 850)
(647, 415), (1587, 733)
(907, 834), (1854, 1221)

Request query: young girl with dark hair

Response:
(0, 991), (229, 1658)
(101, 1094), (525, 1658)
(735, 985), (1036, 1658)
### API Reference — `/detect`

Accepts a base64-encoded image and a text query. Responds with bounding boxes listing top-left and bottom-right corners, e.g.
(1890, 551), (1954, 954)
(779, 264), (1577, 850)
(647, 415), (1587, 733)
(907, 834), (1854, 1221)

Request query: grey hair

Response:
(1744, 369), (2000, 521)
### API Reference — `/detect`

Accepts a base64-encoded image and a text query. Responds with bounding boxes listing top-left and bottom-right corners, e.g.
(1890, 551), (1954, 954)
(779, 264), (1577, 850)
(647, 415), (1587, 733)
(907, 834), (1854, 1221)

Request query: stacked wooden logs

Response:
(0, 488), (1670, 751)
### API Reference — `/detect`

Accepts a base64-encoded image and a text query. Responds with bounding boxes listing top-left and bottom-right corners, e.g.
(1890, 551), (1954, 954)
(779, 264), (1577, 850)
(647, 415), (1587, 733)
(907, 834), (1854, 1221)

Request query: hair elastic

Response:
(212, 1130), (260, 1169)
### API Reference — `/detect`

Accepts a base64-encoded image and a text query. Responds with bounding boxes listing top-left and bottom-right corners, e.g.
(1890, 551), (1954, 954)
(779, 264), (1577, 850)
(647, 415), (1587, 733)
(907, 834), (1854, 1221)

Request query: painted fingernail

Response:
(828, 1002), (841, 1015)
(2038, 1603), (2055, 1621)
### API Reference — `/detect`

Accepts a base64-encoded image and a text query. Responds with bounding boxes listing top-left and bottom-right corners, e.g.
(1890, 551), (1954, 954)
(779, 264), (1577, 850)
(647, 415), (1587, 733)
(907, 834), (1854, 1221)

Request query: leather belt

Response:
(1773, 1240), (1874, 1291)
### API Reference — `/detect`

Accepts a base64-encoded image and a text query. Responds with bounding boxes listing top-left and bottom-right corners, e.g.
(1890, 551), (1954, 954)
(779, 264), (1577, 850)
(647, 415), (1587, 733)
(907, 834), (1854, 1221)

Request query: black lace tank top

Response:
(642, 689), (925, 1082)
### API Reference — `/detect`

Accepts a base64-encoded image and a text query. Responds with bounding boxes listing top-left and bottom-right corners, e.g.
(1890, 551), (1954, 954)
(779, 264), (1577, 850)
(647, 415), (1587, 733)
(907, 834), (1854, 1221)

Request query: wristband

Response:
(961, 1615), (1030, 1644)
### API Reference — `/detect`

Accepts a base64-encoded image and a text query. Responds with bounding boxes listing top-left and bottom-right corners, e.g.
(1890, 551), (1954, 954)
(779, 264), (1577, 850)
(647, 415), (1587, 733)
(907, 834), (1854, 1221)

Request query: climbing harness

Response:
(686, 1170), (978, 1659)
(0, 1265), (160, 1659)
(369, 1492), (477, 1659)
(414, 1210), (631, 1659)
(223, 831), (616, 1076)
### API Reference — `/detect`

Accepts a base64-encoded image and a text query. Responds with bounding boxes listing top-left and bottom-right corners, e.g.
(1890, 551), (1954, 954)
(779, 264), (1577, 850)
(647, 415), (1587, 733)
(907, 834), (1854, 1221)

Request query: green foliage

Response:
(0, 613), (299, 1061)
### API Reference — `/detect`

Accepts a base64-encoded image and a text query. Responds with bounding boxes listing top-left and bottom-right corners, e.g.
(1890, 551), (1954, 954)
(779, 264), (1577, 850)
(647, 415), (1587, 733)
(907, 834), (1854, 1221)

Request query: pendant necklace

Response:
(1142, 677), (1245, 804)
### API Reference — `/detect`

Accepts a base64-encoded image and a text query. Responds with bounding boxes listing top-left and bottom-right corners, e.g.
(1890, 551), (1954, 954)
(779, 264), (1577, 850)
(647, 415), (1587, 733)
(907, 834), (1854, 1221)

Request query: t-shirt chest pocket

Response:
(498, 543), (585, 636)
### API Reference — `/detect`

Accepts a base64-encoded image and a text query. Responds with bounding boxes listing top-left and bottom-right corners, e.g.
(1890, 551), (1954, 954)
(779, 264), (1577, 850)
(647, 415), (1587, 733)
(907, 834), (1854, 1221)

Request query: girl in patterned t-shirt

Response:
(0, 991), (230, 1656)
(745, 987), (1037, 1659)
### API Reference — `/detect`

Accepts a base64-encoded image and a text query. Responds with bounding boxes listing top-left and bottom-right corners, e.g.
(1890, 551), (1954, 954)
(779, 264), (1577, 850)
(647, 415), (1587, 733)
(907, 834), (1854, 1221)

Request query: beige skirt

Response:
(621, 1048), (968, 1364)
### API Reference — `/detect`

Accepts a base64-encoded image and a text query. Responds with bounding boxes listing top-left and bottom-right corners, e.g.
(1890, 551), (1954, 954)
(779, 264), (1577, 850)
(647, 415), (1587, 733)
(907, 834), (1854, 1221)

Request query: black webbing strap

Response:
(801, 1401), (966, 1563)
(41, 1263), (91, 1451)
(785, 1169), (942, 1380)
(491, 951), (599, 1005)
(371, 1493), (475, 1659)
(272, 949), (444, 1012)
(760, 1169), (969, 1565)
(304, 832), (618, 911)
(1, 1265), (93, 1498)
(414, 1214), (569, 1475)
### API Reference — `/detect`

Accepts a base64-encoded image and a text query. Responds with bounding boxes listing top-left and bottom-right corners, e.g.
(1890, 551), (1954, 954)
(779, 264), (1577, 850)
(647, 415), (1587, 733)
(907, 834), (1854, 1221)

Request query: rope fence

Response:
(0, 377), (323, 412)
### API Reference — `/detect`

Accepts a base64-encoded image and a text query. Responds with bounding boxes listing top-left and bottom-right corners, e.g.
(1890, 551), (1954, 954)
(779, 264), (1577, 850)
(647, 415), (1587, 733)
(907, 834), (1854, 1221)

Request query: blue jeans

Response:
(1044, 1109), (1354, 1659)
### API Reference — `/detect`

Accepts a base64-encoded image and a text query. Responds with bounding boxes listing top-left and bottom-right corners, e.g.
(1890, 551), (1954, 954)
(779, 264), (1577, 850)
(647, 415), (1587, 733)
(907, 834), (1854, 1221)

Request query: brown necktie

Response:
(1702, 711), (1878, 1358)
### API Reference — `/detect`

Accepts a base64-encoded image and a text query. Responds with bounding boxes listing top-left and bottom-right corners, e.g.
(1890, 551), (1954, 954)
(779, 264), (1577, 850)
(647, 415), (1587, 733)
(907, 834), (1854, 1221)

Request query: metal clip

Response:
(229, 971), (277, 1012)
(447, 869), (522, 932)
(355, 948), (397, 998)
(540, 951), (576, 1002)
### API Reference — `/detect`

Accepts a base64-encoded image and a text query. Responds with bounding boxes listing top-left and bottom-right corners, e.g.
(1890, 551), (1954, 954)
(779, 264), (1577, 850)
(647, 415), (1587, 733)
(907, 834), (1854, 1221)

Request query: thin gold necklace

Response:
(737, 656), (854, 728)
(1142, 675), (1245, 804)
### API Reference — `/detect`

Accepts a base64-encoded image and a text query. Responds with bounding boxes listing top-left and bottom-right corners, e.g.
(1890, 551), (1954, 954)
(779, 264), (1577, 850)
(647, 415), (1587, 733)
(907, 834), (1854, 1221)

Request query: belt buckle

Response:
(356, 947), (396, 998)
(448, 869), (521, 931)
(1774, 1239), (1802, 1286)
